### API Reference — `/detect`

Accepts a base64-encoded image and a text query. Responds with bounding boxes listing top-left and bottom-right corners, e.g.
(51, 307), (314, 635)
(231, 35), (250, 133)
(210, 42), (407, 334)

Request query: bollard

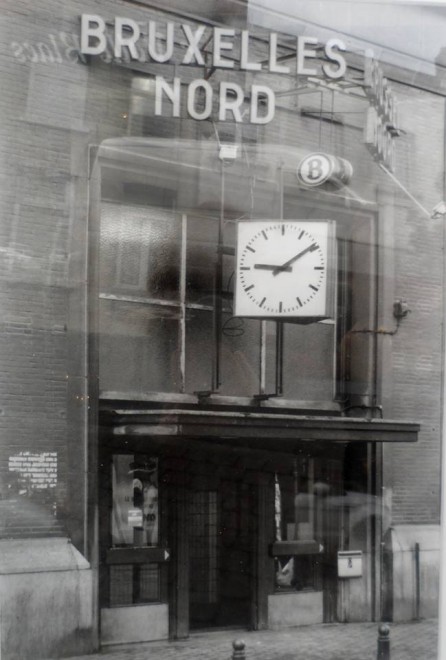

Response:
(232, 639), (246, 660)
(377, 623), (390, 660)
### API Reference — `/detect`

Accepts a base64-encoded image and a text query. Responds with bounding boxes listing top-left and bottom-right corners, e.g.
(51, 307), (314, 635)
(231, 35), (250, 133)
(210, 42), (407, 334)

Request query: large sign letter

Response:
(250, 85), (275, 125)
(114, 17), (140, 60)
(80, 14), (106, 56)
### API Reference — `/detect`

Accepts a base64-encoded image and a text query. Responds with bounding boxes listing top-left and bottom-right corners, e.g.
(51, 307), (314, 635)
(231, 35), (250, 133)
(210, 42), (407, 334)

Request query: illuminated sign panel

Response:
(363, 54), (398, 171)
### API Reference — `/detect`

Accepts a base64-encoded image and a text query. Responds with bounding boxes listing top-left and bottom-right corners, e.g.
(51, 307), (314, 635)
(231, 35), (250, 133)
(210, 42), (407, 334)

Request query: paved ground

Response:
(56, 619), (438, 660)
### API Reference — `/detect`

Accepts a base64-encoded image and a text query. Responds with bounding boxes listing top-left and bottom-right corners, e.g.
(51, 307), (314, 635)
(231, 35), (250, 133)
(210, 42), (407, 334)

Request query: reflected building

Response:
(0, 1), (444, 657)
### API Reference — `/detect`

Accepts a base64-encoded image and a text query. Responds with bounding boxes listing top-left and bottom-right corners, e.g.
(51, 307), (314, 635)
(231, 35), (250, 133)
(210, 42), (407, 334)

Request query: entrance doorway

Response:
(97, 436), (374, 641)
(98, 449), (170, 645)
(188, 478), (254, 630)
(98, 443), (258, 642)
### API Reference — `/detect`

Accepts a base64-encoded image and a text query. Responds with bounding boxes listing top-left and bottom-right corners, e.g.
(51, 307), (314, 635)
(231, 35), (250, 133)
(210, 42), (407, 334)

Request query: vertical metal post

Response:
(275, 163), (285, 396)
(377, 623), (390, 660)
(293, 458), (299, 540)
(213, 160), (225, 391)
(259, 320), (267, 395)
(275, 323), (284, 396)
(179, 214), (187, 393)
(232, 639), (246, 660)
(414, 542), (421, 620)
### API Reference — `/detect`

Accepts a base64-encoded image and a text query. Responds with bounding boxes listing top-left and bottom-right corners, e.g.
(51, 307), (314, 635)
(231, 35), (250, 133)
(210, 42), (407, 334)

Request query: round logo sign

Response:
(297, 153), (334, 187)
(297, 152), (353, 189)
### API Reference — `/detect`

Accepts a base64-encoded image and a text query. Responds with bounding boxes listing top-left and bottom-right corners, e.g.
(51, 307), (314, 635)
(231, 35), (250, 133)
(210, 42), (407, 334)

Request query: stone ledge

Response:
(0, 537), (90, 574)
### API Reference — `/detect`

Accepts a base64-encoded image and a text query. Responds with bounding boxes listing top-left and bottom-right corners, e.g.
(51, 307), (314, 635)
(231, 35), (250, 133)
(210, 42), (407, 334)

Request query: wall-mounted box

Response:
(338, 550), (363, 578)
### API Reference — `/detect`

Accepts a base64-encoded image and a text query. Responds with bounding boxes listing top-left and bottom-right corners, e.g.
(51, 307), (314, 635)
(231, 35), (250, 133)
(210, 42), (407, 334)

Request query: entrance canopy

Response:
(100, 403), (419, 450)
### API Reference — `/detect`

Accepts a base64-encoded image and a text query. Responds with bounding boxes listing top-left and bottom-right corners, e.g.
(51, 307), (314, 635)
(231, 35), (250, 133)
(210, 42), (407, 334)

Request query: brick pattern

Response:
(0, 1), (444, 539)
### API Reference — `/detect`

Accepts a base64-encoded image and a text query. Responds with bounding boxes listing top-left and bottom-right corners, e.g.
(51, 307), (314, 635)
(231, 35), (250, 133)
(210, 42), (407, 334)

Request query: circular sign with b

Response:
(297, 152), (353, 189)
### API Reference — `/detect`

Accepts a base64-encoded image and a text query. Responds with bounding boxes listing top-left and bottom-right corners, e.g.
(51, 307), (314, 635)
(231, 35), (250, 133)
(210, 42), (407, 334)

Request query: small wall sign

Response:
(128, 508), (144, 527)
(337, 550), (363, 578)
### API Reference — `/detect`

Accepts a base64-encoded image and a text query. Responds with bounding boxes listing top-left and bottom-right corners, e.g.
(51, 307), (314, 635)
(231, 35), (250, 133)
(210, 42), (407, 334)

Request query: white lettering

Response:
(250, 85), (275, 124)
(219, 82), (244, 121)
(80, 14), (106, 56)
(213, 28), (235, 68)
(323, 38), (346, 79)
(60, 31), (84, 63)
(297, 36), (318, 75)
(187, 79), (213, 120)
(36, 42), (55, 63)
(148, 22), (174, 63)
(268, 33), (289, 74)
(182, 24), (206, 65)
(240, 30), (261, 71)
(49, 34), (63, 64)
(155, 76), (181, 116)
(23, 41), (38, 63)
(114, 17), (140, 60)
(10, 41), (26, 63)
(364, 106), (376, 146)
(364, 106), (395, 171)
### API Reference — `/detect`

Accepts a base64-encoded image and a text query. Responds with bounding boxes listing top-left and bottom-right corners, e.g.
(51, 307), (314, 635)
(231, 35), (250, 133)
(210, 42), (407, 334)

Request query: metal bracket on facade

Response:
(378, 163), (445, 220)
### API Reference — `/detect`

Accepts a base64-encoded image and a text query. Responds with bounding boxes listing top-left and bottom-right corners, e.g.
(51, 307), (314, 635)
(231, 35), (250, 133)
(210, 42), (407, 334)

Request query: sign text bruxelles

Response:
(80, 15), (347, 125)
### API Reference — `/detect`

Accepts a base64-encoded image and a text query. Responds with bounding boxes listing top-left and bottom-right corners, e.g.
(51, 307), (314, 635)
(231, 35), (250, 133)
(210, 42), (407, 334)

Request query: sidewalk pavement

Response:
(53, 619), (438, 660)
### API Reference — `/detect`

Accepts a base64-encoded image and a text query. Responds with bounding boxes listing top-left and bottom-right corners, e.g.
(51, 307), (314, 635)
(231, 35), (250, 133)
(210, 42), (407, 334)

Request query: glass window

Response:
(109, 564), (160, 607)
(274, 457), (323, 593)
(186, 214), (218, 305)
(185, 309), (213, 393)
(98, 146), (351, 402)
(100, 202), (181, 301)
(111, 455), (159, 548)
(107, 454), (161, 607)
(282, 323), (334, 401)
(99, 300), (181, 393)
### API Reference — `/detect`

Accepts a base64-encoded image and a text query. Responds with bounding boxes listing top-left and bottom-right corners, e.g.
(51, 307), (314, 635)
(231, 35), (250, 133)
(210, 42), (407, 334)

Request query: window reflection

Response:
(112, 455), (159, 547)
(98, 156), (345, 401)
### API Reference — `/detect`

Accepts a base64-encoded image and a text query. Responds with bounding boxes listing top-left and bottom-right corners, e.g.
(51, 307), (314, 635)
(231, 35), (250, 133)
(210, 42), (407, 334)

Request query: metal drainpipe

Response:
(213, 157), (226, 391)
(373, 203), (383, 623)
(275, 163), (285, 396)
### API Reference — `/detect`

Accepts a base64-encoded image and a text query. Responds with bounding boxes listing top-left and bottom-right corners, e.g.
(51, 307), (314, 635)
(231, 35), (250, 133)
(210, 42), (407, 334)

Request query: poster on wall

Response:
(112, 455), (159, 547)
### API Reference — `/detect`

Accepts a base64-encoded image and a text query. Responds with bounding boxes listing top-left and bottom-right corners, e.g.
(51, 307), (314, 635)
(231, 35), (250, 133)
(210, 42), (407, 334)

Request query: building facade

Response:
(0, 1), (444, 657)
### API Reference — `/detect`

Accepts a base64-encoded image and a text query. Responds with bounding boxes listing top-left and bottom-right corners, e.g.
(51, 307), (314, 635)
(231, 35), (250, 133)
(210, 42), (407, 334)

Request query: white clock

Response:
(234, 220), (335, 319)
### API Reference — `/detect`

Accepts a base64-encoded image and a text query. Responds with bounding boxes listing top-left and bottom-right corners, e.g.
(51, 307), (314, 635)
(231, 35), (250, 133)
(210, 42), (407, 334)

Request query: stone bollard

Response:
(377, 623), (390, 660)
(232, 639), (246, 660)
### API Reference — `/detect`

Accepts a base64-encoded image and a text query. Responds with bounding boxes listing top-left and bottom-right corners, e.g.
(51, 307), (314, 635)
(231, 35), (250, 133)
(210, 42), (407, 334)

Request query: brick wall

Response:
(0, 0), (444, 541)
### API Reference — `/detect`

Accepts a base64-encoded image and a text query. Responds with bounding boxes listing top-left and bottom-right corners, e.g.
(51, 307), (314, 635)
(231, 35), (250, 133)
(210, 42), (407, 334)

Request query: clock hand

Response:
(254, 263), (292, 272)
(272, 243), (319, 276)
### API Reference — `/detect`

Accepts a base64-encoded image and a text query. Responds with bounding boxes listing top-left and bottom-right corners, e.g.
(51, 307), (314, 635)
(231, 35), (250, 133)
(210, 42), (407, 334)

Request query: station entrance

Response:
(188, 476), (255, 630)
(97, 412), (404, 644)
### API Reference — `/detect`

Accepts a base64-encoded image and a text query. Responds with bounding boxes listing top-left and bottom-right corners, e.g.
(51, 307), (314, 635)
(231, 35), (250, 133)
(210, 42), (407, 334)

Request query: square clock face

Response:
(234, 220), (335, 319)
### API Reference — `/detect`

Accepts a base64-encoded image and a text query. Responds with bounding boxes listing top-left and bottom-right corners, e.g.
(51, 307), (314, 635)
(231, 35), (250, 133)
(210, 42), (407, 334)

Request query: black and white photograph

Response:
(0, 1), (445, 658)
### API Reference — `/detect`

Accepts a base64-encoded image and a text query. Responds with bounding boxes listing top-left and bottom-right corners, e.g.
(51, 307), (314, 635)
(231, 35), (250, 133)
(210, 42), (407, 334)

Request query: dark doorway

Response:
(189, 478), (254, 630)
